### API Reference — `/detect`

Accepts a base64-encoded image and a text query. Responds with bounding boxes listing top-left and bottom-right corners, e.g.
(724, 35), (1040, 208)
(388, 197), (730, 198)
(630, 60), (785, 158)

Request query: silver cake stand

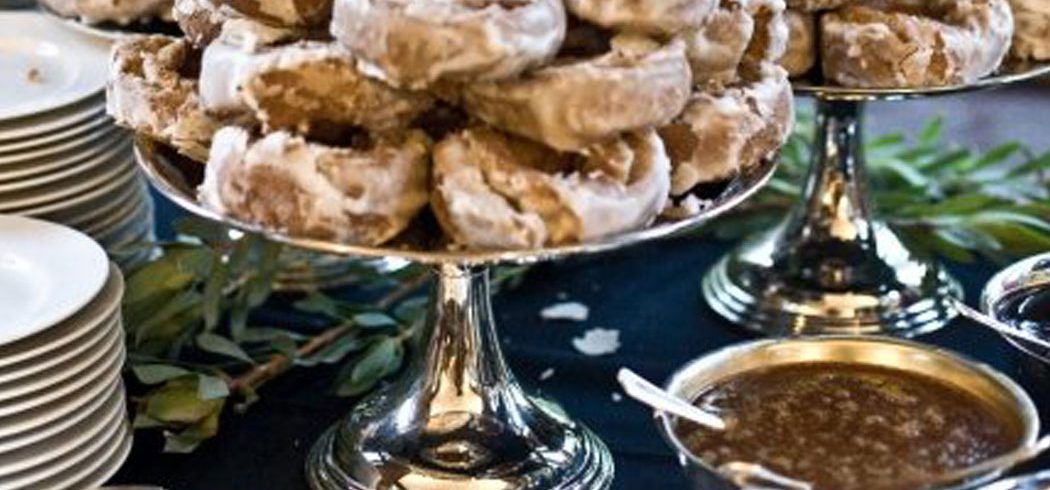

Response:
(133, 137), (778, 490)
(703, 62), (1050, 337)
(39, 5), (181, 40)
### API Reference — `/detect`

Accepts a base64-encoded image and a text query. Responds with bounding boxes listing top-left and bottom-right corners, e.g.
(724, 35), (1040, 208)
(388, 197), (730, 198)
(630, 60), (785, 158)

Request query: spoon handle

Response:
(952, 300), (1050, 351)
(617, 368), (726, 430)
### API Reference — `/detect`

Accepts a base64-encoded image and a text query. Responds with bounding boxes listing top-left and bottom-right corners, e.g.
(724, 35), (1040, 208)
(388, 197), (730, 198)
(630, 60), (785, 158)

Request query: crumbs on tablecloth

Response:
(572, 328), (620, 356)
(26, 67), (43, 84)
(540, 301), (589, 322)
(539, 367), (556, 381)
(612, 392), (623, 403)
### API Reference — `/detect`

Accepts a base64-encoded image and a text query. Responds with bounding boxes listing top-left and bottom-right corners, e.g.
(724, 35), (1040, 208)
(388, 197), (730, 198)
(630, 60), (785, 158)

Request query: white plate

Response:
(0, 322), (120, 401)
(0, 387), (124, 477)
(0, 12), (110, 121)
(0, 94), (104, 142)
(0, 402), (127, 490)
(0, 123), (123, 165)
(35, 425), (131, 490)
(83, 186), (148, 236)
(0, 368), (120, 440)
(0, 110), (110, 156)
(94, 195), (153, 243)
(0, 128), (125, 183)
(0, 264), (120, 368)
(0, 311), (116, 385)
(0, 138), (131, 191)
(66, 179), (143, 229)
(17, 162), (137, 217)
(0, 215), (108, 345)
(0, 153), (134, 211)
(0, 336), (122, 418)
(0, 378), (121, 454)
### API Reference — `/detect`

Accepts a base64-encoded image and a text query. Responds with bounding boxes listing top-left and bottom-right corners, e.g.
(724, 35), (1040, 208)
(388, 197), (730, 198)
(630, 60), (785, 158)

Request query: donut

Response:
(1008, 0), (1050, 60)
(431, 127), (671, 250)
(821, 0), (1014, 88)
(683, 0), (788, 85)
(330, 0), (566, 89)
(785, 0), (848, 11)
(779, 9), (816, 76)
(219, 0), (330, 26)
(174, 0), (240, 46)
(463, 35), (692, 152)
(658, 63), (793, 201)
(563, 0), (717, 35)
(200, 127), (431, 245)
(199, 24), (432, 135)
(40, 0), (172, 24)
(107, 36), (221, 162)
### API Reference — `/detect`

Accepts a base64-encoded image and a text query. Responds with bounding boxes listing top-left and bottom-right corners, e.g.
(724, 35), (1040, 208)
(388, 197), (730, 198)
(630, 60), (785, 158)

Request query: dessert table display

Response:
(0, 11), (155, 271)
(0, 216), (130, 489)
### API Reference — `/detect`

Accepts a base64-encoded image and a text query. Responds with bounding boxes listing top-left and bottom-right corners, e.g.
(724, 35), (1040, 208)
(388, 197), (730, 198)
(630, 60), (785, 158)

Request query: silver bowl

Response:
(982, 253), (1050, 363)
(656, 336), (1040, 490)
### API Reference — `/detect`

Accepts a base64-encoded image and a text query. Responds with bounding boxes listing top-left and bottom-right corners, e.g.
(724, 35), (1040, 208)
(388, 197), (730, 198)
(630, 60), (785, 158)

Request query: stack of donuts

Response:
(107, 0), (796, 250)
(779, 0), (1046, 88)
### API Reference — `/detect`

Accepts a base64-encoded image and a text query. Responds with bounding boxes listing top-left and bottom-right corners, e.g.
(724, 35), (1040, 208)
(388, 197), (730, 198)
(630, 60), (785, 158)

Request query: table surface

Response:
(111, 86), (1050, 489)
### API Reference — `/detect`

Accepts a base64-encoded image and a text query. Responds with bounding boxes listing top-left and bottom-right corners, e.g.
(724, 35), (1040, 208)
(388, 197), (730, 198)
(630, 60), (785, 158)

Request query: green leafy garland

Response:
(711, 112), (1050, 262)
(123, 114), (1050, 452)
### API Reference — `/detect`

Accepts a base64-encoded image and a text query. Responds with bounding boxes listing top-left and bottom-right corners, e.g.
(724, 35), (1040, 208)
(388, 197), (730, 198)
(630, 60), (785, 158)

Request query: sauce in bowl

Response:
(676, 363), (1023, 490)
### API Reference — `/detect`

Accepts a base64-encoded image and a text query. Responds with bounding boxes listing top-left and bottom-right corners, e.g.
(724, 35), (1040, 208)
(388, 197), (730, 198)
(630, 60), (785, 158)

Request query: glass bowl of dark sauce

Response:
(984, 253), (1050, 363)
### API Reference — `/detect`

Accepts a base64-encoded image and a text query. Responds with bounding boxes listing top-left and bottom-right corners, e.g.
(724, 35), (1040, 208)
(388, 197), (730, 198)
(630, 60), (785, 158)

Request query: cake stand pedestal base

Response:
(305, 265), (614, 490)
(704, 98), (962, 336)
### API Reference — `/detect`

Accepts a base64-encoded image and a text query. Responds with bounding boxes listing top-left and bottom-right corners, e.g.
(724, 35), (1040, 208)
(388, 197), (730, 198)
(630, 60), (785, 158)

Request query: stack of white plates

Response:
(0, 11), (155, 271)
(0, 215), (131, 490)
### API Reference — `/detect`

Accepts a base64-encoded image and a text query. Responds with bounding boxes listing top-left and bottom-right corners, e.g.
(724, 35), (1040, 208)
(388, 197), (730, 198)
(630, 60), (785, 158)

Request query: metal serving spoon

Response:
(951, 299), (1050, 351)
(617, 368), (726, 430)
(617, 369), (813, 490)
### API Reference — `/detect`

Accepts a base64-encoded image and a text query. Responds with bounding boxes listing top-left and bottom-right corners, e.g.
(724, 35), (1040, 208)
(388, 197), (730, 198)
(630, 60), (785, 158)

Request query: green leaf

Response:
(239, 327), (307, 343)
(1010, 151), (1050, 177)
(196, 374), (230, 400)
(201, 260), (229, 331)
(270, 334), (300, 359)
(196, 333), (255, 365)
(133, 291), (203, 346)
(145, 378), (224, 425)
(297, 332), (367, 367)
(393, 296), (429, 322)
(352, 312), (398, 329)
(918, 116), (943, 145)
(334, 337), (403, 397)
(132, 364), (191, 385)
(973, 142), (1021, 171)
(173, 217), (233, 245)
(294, 293), (363, 319)
(866, 133), (904, 150)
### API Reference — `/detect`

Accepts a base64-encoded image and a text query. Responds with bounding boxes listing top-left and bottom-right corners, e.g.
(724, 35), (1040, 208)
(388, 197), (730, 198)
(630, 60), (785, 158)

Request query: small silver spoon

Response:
(952, 299), (1050, 351)
(719, 462), (813, 490)
(616, 368), (726, 430)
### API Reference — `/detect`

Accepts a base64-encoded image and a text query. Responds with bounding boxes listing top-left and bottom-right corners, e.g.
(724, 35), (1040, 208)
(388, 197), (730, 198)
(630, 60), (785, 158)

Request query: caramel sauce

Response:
(676, 363), (1021, 490)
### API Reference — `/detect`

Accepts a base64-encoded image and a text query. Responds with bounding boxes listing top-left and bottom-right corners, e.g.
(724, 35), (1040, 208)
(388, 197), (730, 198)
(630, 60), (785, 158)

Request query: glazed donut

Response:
(431, 127), (671, 250)
(683, 0), (788, 85)
(658, 63), (793, 201)
(40, 0), (172, 24)
(779, 9), (816, 76)
(107, 36), (220, 162)
(219, 0), (330, 26)
(1008, 0), (1050, 60)
(463, 35), (692, 152)
(785, 0), (848, 11)
(174, 0), (240, 46)
(200, 24), (432, 135)
(822, 0), (1015, 88)
(563, 0), (716, 35)
(200, 127), (431, 245)
(330, 0), (566, 89)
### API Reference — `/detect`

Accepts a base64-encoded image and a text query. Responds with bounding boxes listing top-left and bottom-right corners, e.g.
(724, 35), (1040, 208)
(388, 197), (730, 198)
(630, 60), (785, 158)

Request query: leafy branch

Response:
(710, 113), (1050, 263)
(122, 219), (529, 453)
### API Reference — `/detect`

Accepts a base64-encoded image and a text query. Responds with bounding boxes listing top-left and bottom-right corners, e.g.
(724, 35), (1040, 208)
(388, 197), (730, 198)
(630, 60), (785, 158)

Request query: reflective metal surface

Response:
(656, 337), (1041, 490)
(982, 253), (1050, 363)
(135, 138), (777, 490)
(979, 470), (1050, 490)
(38, 4), (181, 40)
(704, 99), (961, 336)
(705, 65), (1050, 337)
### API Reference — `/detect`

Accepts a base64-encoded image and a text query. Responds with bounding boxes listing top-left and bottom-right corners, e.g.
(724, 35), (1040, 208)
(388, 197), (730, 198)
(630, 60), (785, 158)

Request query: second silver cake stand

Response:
(135, 138), (777, 490)
(703, 63), (1050, 337)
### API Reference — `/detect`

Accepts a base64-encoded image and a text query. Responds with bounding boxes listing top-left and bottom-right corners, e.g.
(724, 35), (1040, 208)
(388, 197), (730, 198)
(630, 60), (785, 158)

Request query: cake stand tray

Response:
(134, 137), (777, 490)
(39, 5), (181, 40)
(703, 62), (1050, 337)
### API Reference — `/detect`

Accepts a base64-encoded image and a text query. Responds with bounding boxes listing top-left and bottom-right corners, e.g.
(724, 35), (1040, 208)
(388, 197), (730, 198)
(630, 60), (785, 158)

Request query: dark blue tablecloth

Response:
(111, 193), (1050, 490)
